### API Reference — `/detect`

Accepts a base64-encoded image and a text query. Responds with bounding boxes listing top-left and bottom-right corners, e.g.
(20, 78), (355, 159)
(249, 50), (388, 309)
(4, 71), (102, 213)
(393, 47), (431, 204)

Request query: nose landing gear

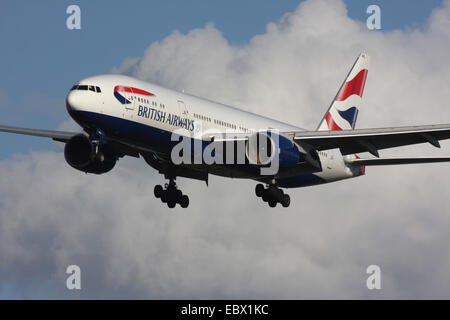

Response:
(255, 184), (290, 208)
(154, 180), (189, 208)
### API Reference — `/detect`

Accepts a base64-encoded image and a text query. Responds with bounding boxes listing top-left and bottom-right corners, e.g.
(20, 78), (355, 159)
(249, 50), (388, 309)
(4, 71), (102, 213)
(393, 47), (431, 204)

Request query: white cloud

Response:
(56, 118), (82, 132)
(3, 0), (450, 298)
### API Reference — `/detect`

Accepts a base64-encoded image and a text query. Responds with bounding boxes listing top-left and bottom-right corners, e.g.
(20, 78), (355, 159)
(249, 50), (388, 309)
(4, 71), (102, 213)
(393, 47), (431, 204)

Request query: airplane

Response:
(2, 52), (450, 208)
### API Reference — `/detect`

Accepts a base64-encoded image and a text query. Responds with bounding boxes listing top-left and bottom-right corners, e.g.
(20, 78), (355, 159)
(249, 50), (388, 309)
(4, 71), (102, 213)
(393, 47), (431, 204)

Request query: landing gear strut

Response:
(255, 184), (290, 208)
(154, 180), (189, 208)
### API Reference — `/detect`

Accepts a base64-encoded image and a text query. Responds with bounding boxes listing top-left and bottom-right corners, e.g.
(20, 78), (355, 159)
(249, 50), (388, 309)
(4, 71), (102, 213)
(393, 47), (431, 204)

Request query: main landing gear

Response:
(154, 180), (189, 208)
(255, 184), (290, 208)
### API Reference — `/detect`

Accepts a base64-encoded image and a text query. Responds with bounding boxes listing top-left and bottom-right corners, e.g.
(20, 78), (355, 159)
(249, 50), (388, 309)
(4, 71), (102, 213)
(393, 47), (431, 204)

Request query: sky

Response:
(2, 0), (450, 299)
(0, 0), (442, 157)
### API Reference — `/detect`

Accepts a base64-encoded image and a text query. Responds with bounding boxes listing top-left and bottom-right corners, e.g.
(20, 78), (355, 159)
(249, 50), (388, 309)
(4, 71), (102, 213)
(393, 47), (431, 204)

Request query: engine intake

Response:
(64, 134), (117, 174)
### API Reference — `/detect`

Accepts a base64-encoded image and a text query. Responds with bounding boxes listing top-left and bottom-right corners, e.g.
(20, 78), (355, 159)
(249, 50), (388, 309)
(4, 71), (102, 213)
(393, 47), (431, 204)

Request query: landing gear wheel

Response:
(154, 185), (163, 198)
(256, 184), (290, 208)
(154, 179), (190, 208)
(281, 194), (290, 208)
(167, 199), (176, 208)
(255, 184), (265, 197)
(180, 195), (189, 208)
(161, 192), (168, 203)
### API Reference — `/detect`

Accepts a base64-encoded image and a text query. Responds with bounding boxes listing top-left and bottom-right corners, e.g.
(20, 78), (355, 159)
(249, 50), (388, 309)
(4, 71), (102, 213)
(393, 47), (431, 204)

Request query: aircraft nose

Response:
(66, 90), (81, 112)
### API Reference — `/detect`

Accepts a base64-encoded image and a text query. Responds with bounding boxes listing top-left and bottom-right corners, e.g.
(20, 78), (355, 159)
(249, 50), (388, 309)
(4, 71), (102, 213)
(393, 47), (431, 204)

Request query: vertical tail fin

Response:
(317, 53), (370, 131)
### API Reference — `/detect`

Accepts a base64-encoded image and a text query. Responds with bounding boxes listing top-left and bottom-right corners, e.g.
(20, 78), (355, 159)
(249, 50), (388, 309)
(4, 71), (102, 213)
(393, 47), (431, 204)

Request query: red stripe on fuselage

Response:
(335, 69), (368, 101)
(114, 85), (155, 96)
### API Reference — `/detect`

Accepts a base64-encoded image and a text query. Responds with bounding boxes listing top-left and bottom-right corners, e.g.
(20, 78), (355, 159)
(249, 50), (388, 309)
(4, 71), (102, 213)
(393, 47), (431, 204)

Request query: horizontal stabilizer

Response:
(345, 157), (450, 166)
(291, 123), (450, 156)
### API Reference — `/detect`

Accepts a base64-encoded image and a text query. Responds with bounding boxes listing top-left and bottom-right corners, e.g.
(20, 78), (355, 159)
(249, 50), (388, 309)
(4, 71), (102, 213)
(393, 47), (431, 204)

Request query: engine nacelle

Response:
(245, 131), (301, 169)
(64, 134), (117, 174)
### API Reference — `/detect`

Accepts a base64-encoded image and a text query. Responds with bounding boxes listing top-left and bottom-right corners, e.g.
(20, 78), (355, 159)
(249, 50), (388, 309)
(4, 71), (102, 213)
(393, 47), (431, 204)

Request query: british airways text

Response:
(137, 105), (194, 131)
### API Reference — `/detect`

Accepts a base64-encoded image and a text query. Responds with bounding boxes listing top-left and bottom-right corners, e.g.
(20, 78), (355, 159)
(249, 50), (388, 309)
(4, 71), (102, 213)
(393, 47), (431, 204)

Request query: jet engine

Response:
(245, 131), (301, 169)
(64, 134), (117, 174)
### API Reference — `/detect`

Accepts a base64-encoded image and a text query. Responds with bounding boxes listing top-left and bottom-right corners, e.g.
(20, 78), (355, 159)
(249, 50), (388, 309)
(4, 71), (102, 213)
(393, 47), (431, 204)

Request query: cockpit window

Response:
(70, 84), (102, 93)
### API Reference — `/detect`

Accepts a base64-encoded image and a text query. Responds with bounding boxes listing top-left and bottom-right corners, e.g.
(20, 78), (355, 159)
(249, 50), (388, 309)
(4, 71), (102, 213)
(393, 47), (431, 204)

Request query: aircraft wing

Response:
(0, 124), (77, 142)
(291, 124), (450, 157)
(0, 124), (140, 158)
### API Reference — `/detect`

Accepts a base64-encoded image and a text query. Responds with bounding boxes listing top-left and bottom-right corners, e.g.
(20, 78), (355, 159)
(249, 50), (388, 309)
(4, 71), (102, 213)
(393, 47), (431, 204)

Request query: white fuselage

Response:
(66, 74), (360, 187)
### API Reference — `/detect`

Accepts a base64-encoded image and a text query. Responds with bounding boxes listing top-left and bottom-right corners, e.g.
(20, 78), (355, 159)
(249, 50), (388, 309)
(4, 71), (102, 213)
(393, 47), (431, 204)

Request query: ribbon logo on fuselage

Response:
(113, 85), (155, 104)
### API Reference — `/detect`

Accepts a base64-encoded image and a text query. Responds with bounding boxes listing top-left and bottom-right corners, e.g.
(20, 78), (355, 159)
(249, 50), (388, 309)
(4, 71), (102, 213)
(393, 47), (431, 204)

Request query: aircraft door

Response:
(177, 100), (188, 117)
(121, 88), (135, 120)
(124, 89), (135, 111)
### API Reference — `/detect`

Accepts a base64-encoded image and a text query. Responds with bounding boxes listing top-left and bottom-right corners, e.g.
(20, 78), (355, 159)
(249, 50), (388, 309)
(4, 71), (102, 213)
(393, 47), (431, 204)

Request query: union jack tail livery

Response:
(317, 53), (370, 131)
